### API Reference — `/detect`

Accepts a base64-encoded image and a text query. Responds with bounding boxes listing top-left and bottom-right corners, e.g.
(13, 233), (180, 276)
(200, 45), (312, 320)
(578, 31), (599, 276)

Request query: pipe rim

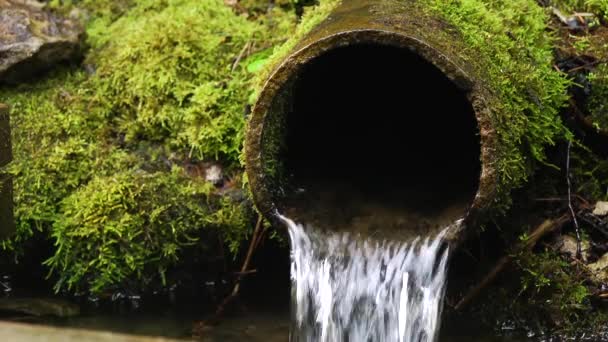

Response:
(245, 29), (498, 235)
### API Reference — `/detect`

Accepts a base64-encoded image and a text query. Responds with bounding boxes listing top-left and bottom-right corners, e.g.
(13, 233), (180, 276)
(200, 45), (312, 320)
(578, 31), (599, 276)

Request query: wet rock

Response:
(0, 297), (80, 317)
(593, 201), (608, 217)
(0, 0), (84, 83)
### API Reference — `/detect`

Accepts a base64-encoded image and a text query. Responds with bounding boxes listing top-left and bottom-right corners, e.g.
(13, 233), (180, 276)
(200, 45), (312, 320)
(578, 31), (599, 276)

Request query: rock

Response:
(593, 201), (608, 217)
(0, 297), (80, 317)
(205, 164), (223, 186)
(555, 234), (591, 262)
(588, 253), (608, 283)
(0, 0), (84, 83)
(183, 161), (224, 186)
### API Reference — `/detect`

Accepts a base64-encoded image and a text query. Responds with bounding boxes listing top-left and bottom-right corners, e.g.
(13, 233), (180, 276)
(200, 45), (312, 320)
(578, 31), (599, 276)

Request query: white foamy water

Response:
(280, 214), (459, 342)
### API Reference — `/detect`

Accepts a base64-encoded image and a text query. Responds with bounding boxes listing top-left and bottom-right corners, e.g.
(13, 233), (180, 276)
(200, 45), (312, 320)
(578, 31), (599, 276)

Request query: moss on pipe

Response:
(246, 0), (572, 230)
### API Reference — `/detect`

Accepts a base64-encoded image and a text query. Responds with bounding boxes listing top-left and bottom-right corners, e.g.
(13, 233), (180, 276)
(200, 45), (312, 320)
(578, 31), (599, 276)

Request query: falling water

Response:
(280, 214), (459, 342)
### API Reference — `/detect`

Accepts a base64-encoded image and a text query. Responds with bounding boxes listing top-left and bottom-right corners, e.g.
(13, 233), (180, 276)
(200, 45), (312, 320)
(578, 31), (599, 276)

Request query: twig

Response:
(233, 269), (257, 276)
(252, 219), (267, 251)
(566, 140), (583, 259)
(231, 41), (251, 72)
(579, 213), (608, 239)
(533, 195), (589, 207)
(534, 197), (567, 202)
(551, 7), (570, 26)
(574, 194), (591, 208)
(454, 214), (570, 311)
(214, 214), (264, 317)
(567, 61), (600, 73)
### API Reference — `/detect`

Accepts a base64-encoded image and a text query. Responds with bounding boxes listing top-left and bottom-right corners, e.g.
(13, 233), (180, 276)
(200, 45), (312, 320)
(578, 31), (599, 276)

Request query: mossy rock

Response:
(0, 0), (84, 83)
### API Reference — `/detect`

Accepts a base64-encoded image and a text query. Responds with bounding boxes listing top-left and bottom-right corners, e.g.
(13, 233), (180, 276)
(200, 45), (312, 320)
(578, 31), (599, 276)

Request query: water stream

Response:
(280, 214), (459, 342)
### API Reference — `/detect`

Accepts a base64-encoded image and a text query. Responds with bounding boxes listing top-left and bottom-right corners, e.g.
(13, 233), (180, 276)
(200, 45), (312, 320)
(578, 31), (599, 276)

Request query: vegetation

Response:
(1, 0), (607, 335)
(46, 168), (249, 293)
(512, 244), (603, 334)
(587, 64), (608, 130)
(416, 0), (608, 335)
(1, 0), (299, 293)
(422, 0), (572, 210)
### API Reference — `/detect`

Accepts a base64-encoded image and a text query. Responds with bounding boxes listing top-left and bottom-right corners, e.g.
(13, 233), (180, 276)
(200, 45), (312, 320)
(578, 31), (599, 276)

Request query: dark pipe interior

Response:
(281, 44), (481, 233)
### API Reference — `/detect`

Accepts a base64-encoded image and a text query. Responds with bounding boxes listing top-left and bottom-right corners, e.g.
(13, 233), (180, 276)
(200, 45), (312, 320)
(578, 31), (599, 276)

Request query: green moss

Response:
(1, 0), (300, 293)
(587, 63), (608, 131)
(422, 0), (571, 210)
(0, 69), (118, 249)
(508, 246), (607, 334)
(90, 0), (294, 162)
(251, 0), (341, 101)
(45, 168), (248, 293)
(571, 143), (608, 201)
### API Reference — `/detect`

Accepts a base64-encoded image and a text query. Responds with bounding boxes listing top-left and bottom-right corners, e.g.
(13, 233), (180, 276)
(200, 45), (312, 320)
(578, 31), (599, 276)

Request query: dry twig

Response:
(214, 214), (264, 317)
(566, 140), (583, 259)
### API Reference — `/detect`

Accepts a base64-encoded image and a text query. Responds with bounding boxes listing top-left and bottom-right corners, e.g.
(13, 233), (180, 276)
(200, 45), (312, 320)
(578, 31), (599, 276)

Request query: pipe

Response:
(245, 0), (498, 242)
(1, 103), (14, 239)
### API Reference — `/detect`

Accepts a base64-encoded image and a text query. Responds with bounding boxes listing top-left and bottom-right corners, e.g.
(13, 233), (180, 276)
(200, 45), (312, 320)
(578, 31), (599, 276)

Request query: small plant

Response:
(514, 247), (596, 333)
(587, 64), (608, 131)
(573, 36), (591, 52)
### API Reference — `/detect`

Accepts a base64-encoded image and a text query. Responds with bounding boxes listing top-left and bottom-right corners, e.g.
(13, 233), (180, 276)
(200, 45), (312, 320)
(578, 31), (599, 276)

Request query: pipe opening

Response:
(276, 44), (481, 237)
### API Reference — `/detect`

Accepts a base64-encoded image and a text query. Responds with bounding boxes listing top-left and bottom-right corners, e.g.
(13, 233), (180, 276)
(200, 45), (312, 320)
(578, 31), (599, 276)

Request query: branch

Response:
(214, 214), (264, 317)
(566, 140), (583, 259)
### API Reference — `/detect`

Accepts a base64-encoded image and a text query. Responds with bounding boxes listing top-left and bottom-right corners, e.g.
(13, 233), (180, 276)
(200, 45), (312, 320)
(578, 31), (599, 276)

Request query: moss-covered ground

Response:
(0, 0), (304, 294)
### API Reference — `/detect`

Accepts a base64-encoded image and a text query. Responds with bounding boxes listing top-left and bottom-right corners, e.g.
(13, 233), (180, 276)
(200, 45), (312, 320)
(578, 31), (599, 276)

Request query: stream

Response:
(10, 307), (532, 341)
(281, 215), (453, 342)
(0, 182), (540, 341)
